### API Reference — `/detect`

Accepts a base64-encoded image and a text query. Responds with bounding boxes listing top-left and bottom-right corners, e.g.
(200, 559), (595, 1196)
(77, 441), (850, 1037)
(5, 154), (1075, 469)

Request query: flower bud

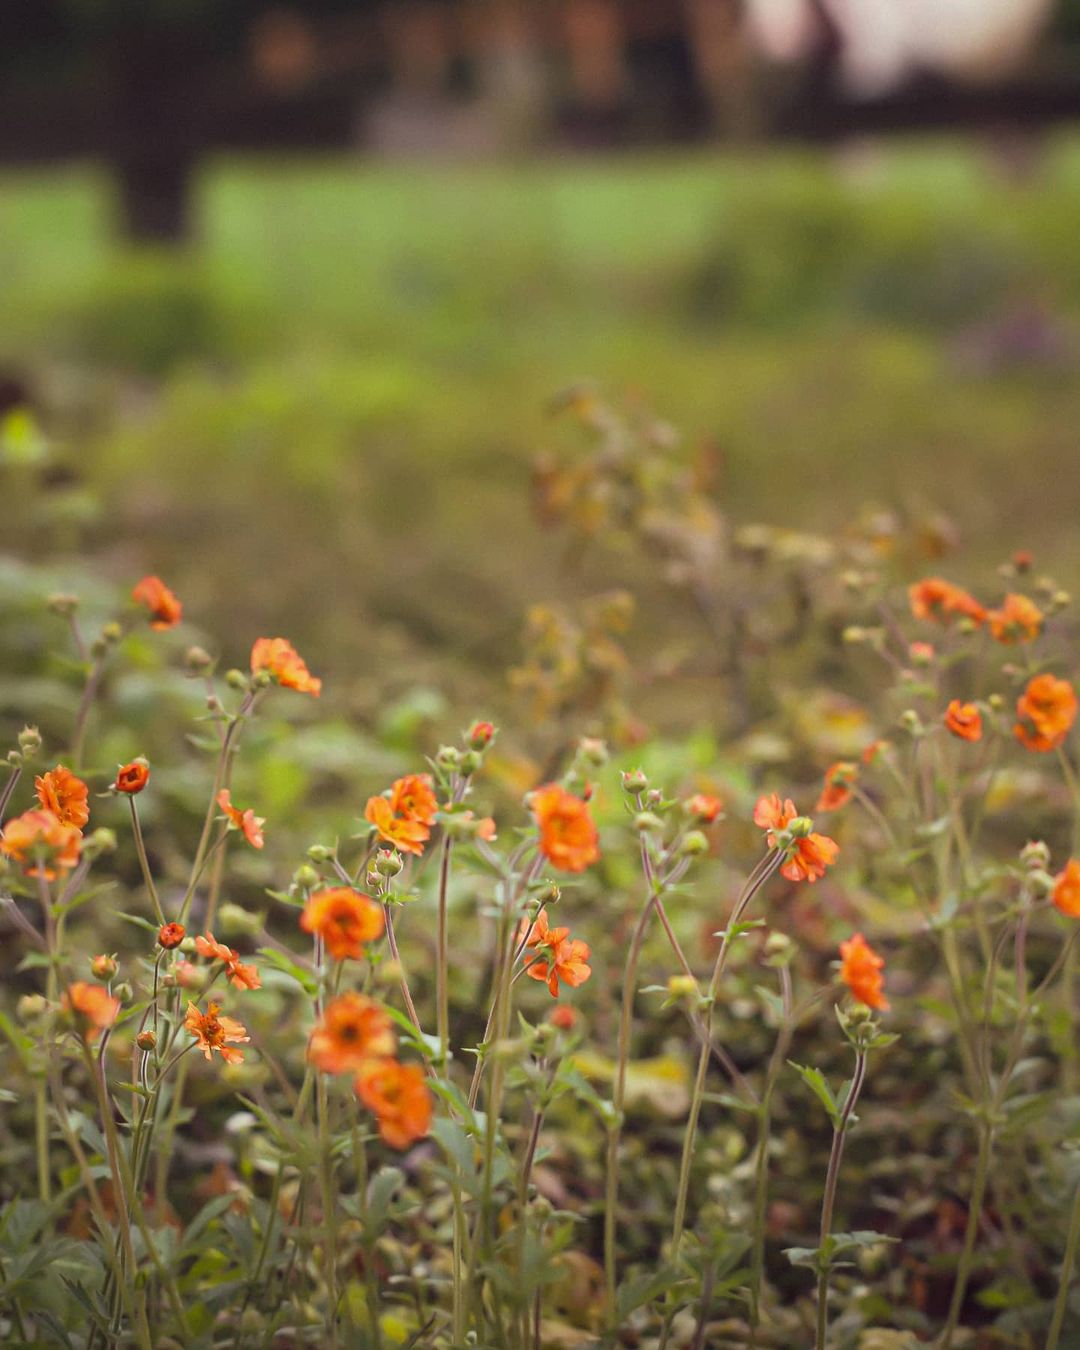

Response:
(622, 768), (648, 794)
(666, 974), (699, 1003)
(114, 760), (149, 795)
(1019, 840), (1050, 871)
(100, 621), (122, 645)
(633, 811), (664, 834)
(218, 903), (262, 939)
(549, 1004), (578, 1031)
(787, 816), (813, 839)
(898, 709), (923, 736)
(158, 922), (185, 950)
(225, 668), (248, 690)
(6, 750), (21, 767)
(90, 954), (118, 981)
(435, 745), (460, 771)
(530, 881), (561, 906)
(366, 869), (381, 890)
(577, 737), (608, 767)
(17, 994), (48, 1022)
(1052, 589), (1072, 612)
(375, 849), (403, 876)
(184, 645), (214, 674)
(763, 931), (795, 967)
(987, 693), (1005, 712)
(17, 725), (42, 757)
(251, 669), (273, 689)
(467, 720), (495, 750)
(137, 1030), (157, 1052)
(307, 844), (333, 864)
(82, 828), (117, 860)
(292, 864), (319, 890)
(679, 830), (709, 858)
(113, 982), (134, 1005)
(46, 592), (79, 617)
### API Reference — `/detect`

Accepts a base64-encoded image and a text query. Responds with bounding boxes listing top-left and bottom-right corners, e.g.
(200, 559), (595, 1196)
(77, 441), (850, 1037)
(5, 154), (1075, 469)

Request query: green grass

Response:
(2, 137), (1080, 678)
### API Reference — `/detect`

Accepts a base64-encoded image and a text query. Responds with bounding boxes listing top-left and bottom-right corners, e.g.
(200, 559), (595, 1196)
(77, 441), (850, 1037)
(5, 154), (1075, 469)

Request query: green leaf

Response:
(788, 1061), (840, 1128)
(256, 947), (317, 995)
(615, 1265), (686, 1321)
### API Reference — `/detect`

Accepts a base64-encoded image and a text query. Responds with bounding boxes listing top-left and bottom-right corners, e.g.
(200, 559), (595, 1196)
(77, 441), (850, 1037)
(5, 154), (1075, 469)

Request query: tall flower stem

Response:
(1047, 1177), (1080, 1350)
(0, 764), (21, 824)
(129, 796), (165, 926)
(815, 1048), (868, 1350)
(939, 1120), (992, 1349)
(749, 964), (794, 1336)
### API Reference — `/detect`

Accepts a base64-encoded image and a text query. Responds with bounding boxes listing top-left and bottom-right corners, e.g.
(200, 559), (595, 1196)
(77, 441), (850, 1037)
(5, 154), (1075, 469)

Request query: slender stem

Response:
(436, 835), (453, 1072)
(350, 1110), (383, 1350)
(1047, 1178), (1080, 1350)
(750, 965), (794, 1335)
(815, 1049), (868, 1350)
(70, 656), (106, 771)
(129, 797), (165, 926)
(0, 764), (21, 824)
(939, 1121), (992, 1349)
(34, 1077), (50, 1203)
(317, 1073), (340, 1346)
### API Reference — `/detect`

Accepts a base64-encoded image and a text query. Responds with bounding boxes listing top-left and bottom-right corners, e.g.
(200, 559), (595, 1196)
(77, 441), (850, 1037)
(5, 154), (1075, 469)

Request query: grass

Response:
(2, 136), (1080, 680)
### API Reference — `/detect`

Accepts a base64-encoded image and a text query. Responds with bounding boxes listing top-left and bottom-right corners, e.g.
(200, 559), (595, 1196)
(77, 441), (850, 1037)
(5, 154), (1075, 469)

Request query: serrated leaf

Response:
(788, 1061), (841, 1128)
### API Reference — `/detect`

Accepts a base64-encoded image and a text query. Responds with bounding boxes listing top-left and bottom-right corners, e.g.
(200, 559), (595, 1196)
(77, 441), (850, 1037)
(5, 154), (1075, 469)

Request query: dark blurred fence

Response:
(4, 0), (1080, 241)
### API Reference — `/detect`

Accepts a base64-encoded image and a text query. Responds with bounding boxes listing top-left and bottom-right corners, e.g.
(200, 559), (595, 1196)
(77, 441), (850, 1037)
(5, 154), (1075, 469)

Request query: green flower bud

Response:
(218, 903), (263, 939)
(679, 830), (709, 858)
(292, 864), (320, 890)
(622, 768), (648, 794)
(17, 725), (42, 757)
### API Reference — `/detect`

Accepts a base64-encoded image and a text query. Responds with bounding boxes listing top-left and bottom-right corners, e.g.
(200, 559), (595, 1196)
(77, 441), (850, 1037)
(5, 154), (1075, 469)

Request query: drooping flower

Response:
(686, 793), (724, 823)
(526, 936), (593, 998)
(1052, 859), (1080, 918)
(388, 774), (438, 828)
(1014, 673), (1078, 753)
(299, 888), (385, 961)
(839, 933), (889, 1011)
(364, 796), (431, 856)
(529, 783), (600, 873)
(250, 637), (322, 697)
(35, 765), (90, 829)
(355, 1059), (433, 1150)
(815, 763), (858, 813)
(987, 593), (1043, 644)
(753, 794), (839, 884)
(908, 578), (986, 626)
(0, 808), (82, 879)
(63, 982), (120, 1041)
(132, 575), (182, 630)
(114, 761), (150, 794)
(216, 789), (265, 849)
(185, 1002), (249, 1064)
(518, 906), (569, 952)
(308, 993), (396, 1075)
(194, 932), (261, 991)
(944, 700), (982, 743)
(158, 922), (186, 949)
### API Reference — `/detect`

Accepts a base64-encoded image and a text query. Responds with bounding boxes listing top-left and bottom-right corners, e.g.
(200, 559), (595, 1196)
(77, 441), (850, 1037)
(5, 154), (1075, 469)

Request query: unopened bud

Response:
(251, 668), (273, 689)
(90, 954), (118, 981)
(184, 645), (214, 674)
(633, 811), (664, 834)
(899, 709), (923, 735)
(17, 725), (41, 757)
(679, 830), (709, 858)
(458, 750), (482, 777)
(46, 592), (79, 617)
(136, 1030), (157, 1052)
(100, 621), (122, 645)
(435, 745), (460, 771)
(788, 816), (813, 838)
(307, 844), (333, 864)
(366, 869), (381, 890)
(376, 849), (403, 876)
(226, 668), (248, 690)
(1020, 840), (1050, 871)
(467, 721), (495, 750)
(987, 693), (1005, 712)
(17, 994), (48, 1021)
(218, 903), (262, 939)
(82, 828), (117, 860)
(293, 864), (319, 890)
(113, 982), (134, 1005)
(622, 768), (648, 794)
(578, 737), (608, 767)
(667, 974), (698, 1003)
(763, 931), (795, 967)
(1052, 589), (1072, 612)
(530, 881), (561, 906)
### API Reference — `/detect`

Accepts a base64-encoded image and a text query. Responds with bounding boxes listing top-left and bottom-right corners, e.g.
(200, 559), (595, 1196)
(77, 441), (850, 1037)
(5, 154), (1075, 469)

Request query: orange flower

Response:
(389, 774), (438, 828)
(468, 721), (496, 749)
(132, 575), (182, 630)
(355, 1059), (432, 1150)
(216, 790), (265, 849)
(839, 933), (889, 1011)
(308, 992), (396, 1075)
(364, 796), (431, 856)
(114, 761), (149, 794)
(185, 1002), (249, 1064)
(686, 793), (724, 823)
(815, 763), (858, 813)
(987, 593), (1043, 644)
(753, 792), (797, 841)
(862, 739), (890, 765)
(299, 888), (385, 961)
(35, 765), (89, 829)
(63, 982), (120, 1041)
(944, 700), (982, 743)
(194, 932), (261, 991)
(908, 578), (986, 626)
(781, 832), (840, 884)
(1052, 859), (1080, 918)
(250, 637), (322, 697)
(0, 808), (82, 879)
(530, 784), (600, 873)
(549, 1004), (578, 1031)
(1014, 673), (1078, 753)
(158, 922), (186, 949)
(526, 936), (592, 998)
(518, 907), (569, 952)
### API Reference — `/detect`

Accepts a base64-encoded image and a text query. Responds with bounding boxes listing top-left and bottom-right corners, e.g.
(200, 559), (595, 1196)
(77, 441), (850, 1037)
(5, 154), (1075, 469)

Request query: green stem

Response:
(129, 796), (165, 926)
(1047, 1178), (1080, 1350)
(938, 1121), (992, 1349)
(815, 1048), (868, 1350)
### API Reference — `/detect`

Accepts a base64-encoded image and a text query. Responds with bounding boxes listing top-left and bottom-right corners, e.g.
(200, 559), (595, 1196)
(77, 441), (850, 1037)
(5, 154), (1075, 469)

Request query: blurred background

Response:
(3, 0), (1080, 715)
